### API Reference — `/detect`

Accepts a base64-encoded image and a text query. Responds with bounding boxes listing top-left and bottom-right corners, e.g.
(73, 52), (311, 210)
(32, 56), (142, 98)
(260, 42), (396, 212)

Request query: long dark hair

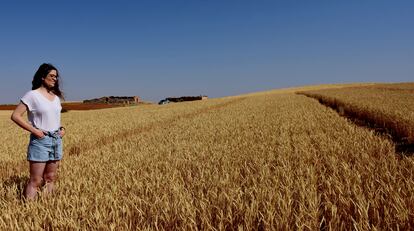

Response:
(32, 63), (64, 99)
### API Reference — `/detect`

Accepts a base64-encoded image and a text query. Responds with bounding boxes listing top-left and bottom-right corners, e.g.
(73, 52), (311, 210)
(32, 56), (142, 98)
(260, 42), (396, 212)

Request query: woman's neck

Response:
(38, 86), (54, 94)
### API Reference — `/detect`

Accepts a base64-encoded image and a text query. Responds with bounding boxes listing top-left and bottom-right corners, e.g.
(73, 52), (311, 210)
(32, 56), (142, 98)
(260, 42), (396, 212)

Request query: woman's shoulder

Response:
(22, 89), (36, 97)
(20, 90), (39, 110)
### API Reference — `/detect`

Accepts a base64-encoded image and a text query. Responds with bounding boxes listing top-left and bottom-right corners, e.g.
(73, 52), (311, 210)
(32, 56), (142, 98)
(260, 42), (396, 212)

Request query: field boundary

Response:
(297, 92), (414, 155)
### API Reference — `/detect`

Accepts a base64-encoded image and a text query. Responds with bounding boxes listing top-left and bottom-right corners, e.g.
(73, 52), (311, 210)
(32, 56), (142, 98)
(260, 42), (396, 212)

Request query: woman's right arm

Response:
(11, 103), (45, 138)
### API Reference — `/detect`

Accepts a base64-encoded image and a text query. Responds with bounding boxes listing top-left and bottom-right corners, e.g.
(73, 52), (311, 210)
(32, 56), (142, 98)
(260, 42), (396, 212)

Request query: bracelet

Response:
(59, 126), (66, 131)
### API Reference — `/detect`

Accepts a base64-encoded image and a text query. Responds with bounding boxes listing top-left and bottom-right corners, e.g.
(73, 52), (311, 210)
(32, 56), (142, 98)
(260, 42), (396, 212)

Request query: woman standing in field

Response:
(11, 63), (66, 200)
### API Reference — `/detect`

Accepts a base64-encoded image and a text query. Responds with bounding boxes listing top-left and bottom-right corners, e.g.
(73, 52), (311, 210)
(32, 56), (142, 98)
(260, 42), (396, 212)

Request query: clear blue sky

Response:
(0, 0), (413, 104)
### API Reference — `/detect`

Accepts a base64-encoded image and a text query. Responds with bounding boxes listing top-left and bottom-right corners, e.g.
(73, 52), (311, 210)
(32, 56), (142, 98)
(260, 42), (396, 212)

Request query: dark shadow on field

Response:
(2, 175), (28, 200)
(396, 143), (414, 156)
(346, 117), (414, 156)
(297, 93), (414, 156)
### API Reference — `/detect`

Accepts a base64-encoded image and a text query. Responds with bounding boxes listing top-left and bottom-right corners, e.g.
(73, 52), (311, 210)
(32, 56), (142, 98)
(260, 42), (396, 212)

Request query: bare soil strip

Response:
(298, 93), (414, 155)
(0, 103), (128, 111)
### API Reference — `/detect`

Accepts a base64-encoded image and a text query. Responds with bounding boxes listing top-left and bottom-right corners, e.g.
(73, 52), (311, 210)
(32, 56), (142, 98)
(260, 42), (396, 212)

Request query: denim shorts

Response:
(27, 130), (63, 162)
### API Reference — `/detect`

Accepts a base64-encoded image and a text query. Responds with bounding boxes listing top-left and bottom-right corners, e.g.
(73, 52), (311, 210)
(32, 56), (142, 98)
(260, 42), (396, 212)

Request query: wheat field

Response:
(298, 83), (414, 144)
(1, 85), (413, 230)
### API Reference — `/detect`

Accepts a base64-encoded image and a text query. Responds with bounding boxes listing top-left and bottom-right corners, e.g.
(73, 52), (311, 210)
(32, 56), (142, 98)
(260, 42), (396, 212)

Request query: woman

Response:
(11, 63), (66, 200)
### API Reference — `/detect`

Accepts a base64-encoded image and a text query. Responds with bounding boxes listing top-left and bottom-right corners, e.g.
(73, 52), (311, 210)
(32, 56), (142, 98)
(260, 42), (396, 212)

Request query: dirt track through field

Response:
(299, 93), (414, 155)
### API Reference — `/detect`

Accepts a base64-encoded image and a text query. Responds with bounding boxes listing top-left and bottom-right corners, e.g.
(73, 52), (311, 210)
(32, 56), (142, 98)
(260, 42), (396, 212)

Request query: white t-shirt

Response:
(20, 90), (62, 132)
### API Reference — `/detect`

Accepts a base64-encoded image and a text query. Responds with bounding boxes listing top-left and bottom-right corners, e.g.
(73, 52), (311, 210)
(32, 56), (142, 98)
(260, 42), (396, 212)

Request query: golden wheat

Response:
(1, 86), (413, 230)
(298, 83), (414, 143)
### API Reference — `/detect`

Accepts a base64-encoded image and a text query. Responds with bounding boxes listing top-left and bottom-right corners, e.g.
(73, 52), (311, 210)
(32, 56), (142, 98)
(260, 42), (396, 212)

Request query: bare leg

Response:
(25, 162), (46, 200)
(42, 160), (60, 195)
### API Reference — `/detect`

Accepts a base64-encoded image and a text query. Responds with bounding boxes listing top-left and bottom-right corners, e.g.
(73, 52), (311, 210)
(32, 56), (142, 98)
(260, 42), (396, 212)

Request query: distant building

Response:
(158, 95), (208, 105)
(83, 96), (140, 104)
